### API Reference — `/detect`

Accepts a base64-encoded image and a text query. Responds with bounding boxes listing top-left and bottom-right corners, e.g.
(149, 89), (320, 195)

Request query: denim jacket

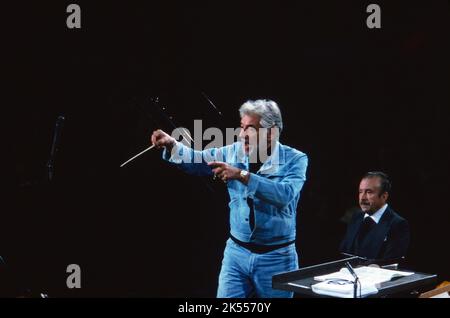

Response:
(163, 141), (308, 245)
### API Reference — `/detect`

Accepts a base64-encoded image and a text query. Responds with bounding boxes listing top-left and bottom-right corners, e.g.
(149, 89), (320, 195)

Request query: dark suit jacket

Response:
(340, 206), (410, 260)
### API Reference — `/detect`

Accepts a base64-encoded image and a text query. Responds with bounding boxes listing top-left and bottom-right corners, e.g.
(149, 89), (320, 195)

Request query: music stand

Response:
(272, 256), (438, 298)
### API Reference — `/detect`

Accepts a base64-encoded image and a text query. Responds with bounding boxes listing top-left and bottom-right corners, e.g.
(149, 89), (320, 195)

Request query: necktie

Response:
(355, 217), (376, 255)
(248, 162), (262, 231)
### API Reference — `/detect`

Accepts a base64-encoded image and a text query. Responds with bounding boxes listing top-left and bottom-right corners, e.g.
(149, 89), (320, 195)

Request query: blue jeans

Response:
(217, 238), (299, 298)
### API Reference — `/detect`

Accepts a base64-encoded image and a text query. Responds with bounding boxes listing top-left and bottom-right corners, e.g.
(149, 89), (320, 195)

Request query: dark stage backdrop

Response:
(3, 1), (450, 297)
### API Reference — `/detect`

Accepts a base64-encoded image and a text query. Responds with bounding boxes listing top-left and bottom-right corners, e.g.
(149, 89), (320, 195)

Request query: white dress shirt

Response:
(364, 204), (388, 224)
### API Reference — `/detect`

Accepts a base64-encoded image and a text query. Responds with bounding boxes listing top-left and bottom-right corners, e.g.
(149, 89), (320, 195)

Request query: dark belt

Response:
(230, 235), (295, 254)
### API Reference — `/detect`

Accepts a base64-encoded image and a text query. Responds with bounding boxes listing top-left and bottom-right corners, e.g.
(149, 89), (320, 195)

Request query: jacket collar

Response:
(254, 141), (285, 175)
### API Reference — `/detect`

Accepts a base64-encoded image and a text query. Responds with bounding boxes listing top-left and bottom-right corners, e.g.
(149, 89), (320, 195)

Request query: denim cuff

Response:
(162, 141), (182, 162)
(246, 172), (260, 199)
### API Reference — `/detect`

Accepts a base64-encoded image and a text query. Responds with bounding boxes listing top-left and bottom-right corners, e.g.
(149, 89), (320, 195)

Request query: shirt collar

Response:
(364, 204), (388, 224)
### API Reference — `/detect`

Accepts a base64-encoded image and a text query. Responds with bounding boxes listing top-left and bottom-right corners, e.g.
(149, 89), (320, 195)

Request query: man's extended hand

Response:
(151, 129), (176, 150)
(208, 161), (245, 184)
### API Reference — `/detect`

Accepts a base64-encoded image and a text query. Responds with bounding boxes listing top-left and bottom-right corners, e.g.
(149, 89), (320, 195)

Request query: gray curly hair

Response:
(239, 99), (283, 135)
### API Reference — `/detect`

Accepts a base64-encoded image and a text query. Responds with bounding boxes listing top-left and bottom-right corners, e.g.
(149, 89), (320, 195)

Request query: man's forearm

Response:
(245, 173), (305, 209)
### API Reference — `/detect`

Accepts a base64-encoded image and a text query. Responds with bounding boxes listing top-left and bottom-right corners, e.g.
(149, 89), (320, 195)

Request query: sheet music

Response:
(311, 266), (415, 298)
(312, 279), (378, 298)
(314, 266), (414, 285)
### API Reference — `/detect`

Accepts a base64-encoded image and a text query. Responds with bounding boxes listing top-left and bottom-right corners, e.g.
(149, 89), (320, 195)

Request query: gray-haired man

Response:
(151, 99), (308, 297)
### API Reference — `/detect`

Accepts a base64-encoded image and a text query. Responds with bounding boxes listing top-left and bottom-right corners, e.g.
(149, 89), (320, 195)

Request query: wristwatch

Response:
(240, 169), (249, 181)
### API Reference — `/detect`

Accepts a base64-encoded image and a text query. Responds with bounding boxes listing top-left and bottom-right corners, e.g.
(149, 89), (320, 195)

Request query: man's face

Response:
(358, 177), (388, 214)
(239, 114), (262, 155)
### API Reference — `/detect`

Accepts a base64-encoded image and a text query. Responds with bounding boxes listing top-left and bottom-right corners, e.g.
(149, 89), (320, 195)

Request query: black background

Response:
(3, 1), (450, 297)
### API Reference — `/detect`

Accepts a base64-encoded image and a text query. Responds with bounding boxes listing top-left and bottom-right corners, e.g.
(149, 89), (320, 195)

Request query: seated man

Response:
(340, 172), (410, 260)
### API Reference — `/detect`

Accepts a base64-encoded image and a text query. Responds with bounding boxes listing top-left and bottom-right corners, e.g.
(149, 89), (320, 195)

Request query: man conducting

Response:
(151, 99), (308, 298)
